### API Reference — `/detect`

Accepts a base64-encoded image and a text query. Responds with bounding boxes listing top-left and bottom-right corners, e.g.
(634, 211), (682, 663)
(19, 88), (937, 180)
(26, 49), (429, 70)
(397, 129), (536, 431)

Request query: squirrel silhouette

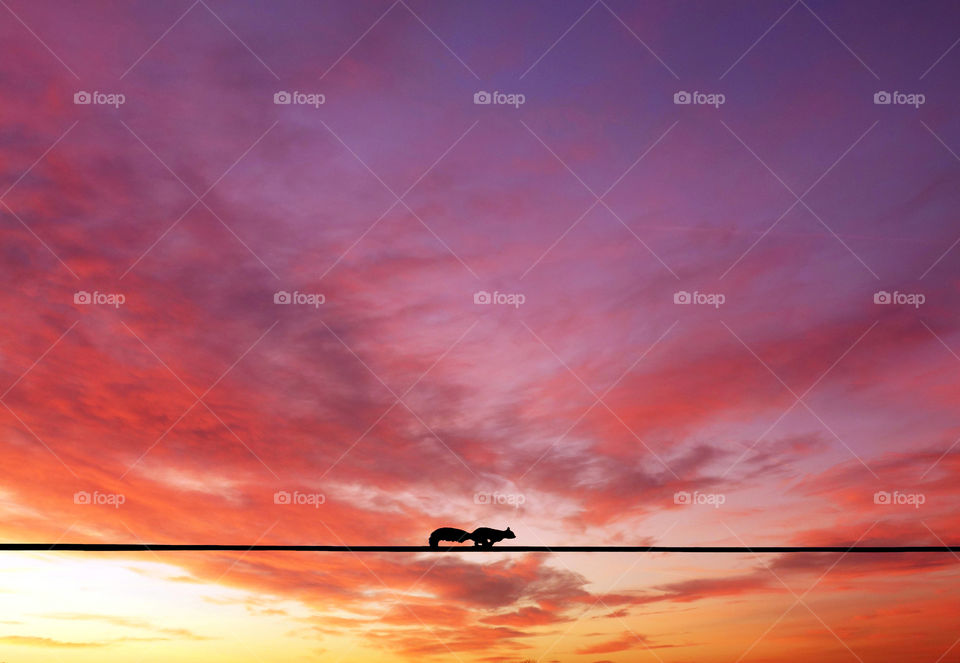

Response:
(429, 526), (515, 548)
(471, 526), (515, 547)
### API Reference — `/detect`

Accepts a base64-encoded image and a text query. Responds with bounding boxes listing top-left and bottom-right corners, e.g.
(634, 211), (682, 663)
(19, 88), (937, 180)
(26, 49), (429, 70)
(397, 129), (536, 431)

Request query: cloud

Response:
(575, 631), (650, 654)
(0, 635), (107, 648)
(36, 613), (212, 641)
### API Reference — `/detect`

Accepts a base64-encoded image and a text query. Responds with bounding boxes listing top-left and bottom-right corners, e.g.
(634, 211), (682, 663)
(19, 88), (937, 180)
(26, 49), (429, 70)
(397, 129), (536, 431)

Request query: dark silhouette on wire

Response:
(429, 526), (515, 547)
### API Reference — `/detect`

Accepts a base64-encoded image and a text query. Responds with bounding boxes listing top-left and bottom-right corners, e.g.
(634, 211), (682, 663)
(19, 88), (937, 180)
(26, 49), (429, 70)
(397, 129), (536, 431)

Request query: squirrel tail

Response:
(428, 533), (439, 548)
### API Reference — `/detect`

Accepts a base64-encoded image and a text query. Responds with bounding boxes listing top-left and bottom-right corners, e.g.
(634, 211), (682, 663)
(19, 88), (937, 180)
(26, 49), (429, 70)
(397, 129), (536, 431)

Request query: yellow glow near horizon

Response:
(0, 553), (391, 663)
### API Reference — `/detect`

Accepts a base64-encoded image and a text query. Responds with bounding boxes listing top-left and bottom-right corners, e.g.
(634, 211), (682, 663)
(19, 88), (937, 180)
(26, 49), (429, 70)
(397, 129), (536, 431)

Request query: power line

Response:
(1, 544), (958, 553)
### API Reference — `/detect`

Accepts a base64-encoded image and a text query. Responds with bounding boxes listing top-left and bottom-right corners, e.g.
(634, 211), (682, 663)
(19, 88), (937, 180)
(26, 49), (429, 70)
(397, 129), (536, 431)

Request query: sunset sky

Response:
(1, 0), (960, 661)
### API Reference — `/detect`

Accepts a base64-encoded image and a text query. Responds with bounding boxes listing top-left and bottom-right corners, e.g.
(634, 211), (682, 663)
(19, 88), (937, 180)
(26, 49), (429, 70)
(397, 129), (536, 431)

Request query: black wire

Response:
(0, 544), (957, 552)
